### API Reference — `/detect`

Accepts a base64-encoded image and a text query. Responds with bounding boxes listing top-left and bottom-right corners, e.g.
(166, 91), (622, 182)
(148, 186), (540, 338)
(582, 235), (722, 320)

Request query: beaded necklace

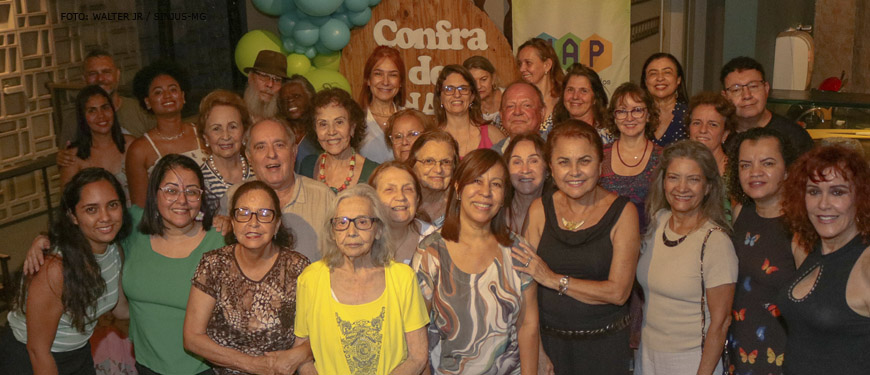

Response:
(207, 154), (248, 184)
(318, 148), (356, 192)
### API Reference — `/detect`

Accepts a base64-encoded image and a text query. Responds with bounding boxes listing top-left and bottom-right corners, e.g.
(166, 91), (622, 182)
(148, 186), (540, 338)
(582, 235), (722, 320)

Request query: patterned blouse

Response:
(413, 232), (533, 375)
(191, 245), (310, 375)
(600, 142), (663, 233)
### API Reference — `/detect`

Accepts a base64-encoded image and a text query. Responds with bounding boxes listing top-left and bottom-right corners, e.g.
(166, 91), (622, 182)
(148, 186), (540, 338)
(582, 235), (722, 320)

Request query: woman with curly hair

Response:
(299, 88), (380, 192)
(1, 168), (131, 375)
(778, 145), (870, 375)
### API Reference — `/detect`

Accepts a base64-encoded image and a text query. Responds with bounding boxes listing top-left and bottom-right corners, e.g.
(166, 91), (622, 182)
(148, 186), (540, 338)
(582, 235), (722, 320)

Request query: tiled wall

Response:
(0, 0), (140, 225)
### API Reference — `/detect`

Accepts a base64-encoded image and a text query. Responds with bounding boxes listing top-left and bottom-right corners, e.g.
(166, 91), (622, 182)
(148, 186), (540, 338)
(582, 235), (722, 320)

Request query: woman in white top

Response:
(126, 60), (204, 206)
(358, 46), (407, 163)
(1, 168), (130, 375)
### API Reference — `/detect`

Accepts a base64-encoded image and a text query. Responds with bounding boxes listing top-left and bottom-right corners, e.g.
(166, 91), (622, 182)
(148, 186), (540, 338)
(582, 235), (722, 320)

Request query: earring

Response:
(204, 140), (209, 147)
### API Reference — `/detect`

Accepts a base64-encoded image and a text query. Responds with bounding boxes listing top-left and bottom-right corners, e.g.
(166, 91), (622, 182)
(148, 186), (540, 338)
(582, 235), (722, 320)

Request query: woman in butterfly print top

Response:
(726, 128), (798, 375)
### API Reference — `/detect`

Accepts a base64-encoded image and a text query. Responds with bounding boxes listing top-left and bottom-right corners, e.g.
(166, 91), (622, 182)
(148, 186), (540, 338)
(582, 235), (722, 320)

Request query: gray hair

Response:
(243, 117), (297, 157)
(320, 184), (395, 268)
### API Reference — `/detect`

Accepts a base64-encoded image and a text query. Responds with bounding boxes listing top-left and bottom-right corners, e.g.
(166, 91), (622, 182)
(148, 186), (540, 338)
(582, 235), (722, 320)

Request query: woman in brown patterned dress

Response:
(183, 181), (311, 374)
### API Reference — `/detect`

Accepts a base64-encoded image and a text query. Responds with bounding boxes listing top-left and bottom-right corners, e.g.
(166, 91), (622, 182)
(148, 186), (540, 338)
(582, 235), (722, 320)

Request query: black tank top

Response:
(778, 234), (870, 374)
(537, 193), (630, 330)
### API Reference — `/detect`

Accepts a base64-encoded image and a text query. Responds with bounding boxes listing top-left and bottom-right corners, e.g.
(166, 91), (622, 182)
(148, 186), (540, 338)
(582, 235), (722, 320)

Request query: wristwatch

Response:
(557, 275), (570, 296)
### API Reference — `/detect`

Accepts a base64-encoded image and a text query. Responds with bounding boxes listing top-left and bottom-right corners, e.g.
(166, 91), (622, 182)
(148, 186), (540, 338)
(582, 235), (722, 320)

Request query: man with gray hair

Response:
(492, 81), (547, 153)
(244, 50), (287, 121)
(222, 117), (335, 261)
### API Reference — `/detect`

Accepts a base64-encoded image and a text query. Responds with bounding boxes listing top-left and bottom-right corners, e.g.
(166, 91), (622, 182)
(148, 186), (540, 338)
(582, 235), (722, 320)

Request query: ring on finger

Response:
(524, 259), (531, 267)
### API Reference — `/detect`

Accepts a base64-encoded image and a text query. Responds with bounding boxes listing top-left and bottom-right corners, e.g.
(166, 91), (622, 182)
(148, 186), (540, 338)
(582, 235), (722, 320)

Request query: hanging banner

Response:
(340, 0), (519, 113)
(512, 0), (630, 93)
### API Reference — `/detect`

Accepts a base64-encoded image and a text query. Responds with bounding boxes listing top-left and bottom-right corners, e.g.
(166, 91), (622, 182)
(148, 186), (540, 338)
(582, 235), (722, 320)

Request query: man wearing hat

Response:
(244, 50), (287, 121)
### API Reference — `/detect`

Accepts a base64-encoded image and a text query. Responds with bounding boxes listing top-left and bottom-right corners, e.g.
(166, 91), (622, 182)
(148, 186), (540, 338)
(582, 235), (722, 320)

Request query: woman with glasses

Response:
(384, 109), (433, 162)
(183, 181), (311, 374)
(123, 154), (223, 374)
(413, 148), (540, 374)
(295, 184), (429, 374)
(601, 82), (662, 233)
(358, 46), (407, 163)
(434, 65), (504, 158)
(522, 121), (639, 374)
(368, 161), (435, 264)
(127, 60), (204, 207)
(406, 130), (459, 228)
(299, 88), (379, 192)
(197, 89), (254, 201)
(641, 53), (689, 147)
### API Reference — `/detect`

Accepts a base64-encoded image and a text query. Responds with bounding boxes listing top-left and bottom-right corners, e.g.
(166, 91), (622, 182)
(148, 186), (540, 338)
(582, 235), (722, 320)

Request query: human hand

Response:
(212, 215), (232, 236)
(538, 346), (555, 375)
(56, 145), (77, 167)
(510, 241), (555, 286)
(23, 234), (50, 275)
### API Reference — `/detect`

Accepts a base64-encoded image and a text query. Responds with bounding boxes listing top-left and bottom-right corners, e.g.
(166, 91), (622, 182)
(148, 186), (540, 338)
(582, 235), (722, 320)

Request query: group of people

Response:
(0, 37), (868, 375)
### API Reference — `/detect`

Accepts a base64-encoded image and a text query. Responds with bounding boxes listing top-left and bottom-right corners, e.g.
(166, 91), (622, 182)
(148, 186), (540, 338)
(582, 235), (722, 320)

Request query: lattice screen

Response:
(0, 0), (140, 225)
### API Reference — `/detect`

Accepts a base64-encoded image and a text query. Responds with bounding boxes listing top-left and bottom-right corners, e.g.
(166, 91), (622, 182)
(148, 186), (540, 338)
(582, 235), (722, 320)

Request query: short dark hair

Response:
(604, 82), (660, 140)
(139, 154), (216, 235)
(441, 148), (513, 246)
(309, 87), (367, 152)
(132, 59), (191, 111)
(73, 85), (126, 159)
(225, 180), (295, 249)
(687, 91), (738, 135)
(84, 49), (113, 62)
(641, 53), (688, 102)
(727, 127), (797, 204)
(720, 56), (766, 87)
(433, 65), (486, 126)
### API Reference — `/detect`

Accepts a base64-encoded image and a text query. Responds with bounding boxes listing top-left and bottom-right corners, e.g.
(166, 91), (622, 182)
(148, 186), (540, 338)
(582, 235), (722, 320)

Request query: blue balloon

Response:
(252, 0), (283, 16)
(344, 0), (368, 13)
(308, 14), (330, 26)
(304, 46), (317, 59)
(315, 41), (335, 55)
(283, 0), (297, 12)
(348, 7), (372, 27)
(368, 0), (382, 6)
(293, 20), (319, 47)
(282, 36), (297, 52)
(294, 0), (342, 17)
(278, 12), (299, 36)
(294, 45), (308, 55)
(319, 19), (351, 51)
(332, 13), (352, 29)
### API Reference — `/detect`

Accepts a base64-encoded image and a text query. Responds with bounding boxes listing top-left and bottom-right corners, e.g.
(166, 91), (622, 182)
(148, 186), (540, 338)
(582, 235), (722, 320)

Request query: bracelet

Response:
(557, 275), (570, 296)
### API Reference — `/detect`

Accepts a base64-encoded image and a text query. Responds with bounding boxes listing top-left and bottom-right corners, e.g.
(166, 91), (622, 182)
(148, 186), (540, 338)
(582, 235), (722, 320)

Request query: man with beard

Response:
(244, 50), (287, 121)
(491, 81), (546, 154)
(58, 49), (156, 145)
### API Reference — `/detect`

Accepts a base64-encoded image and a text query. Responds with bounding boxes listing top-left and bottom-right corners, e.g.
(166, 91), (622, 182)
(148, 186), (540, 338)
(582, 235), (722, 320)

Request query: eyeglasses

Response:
(613, 107), (647, 120)
(252, 70), (283, 84)
(158, 186), (203, 202)
(233, 207), (277, 223)
(442, 85), (471, 96)
(416, 158), (454, 170)
(330, 216), (379, 231)
(725, 80), (765, 96)
(389, 130), (421, 143)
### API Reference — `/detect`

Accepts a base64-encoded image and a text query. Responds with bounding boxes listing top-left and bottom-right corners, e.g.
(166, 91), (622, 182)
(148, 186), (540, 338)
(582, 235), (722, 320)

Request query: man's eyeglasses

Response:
(233, 207), (277, 223)
(442, 85), (471, 96)
(252, 70), (283, 84)
(416, 158), (454, 170)
(725, 80), (765, 97)
(330, 216), (378, 231)
(613, 107), (647, 120)
(158, 186), (203, 202)
(389, 131), (422, 143)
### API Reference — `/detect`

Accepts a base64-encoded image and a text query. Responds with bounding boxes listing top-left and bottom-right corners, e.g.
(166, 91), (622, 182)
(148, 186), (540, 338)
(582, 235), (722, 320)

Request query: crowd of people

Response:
(0, 38), (868, 375)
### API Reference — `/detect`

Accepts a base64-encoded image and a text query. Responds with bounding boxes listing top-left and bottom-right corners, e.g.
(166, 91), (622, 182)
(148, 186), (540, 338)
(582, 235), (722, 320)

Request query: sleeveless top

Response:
(7, 243), (121, 352)
(728, 202), (796, 374)
(143, 125), (205, 175)
(778, 235), (870, 375)
(537, 194), (630, 330)
(477, 124), (493, 149)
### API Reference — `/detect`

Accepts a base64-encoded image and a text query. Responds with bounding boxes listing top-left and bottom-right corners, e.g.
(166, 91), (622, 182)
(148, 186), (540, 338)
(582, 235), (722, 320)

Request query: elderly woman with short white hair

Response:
(294, 184), (429, 374)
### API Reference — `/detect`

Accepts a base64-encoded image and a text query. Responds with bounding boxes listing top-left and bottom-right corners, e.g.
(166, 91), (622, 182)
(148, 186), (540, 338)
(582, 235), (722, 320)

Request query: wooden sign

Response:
(340, 0), (519, 112)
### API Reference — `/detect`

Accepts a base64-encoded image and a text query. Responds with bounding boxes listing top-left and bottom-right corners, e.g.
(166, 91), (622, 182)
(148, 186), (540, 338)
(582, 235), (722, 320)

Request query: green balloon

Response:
(234, 30), (284, 75)
(304, 68), (351, 93)
(287, 53), (312, 76)
(313, 51), (341, 71)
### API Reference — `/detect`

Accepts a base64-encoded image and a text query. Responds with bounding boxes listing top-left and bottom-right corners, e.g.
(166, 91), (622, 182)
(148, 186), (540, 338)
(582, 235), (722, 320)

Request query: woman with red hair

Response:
(778, 145), (870, 375)
(358, 45), (407, 163)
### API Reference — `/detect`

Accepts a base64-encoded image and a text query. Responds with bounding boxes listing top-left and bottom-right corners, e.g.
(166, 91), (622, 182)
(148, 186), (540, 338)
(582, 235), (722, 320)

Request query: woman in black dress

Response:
(726, 128), (798, 374)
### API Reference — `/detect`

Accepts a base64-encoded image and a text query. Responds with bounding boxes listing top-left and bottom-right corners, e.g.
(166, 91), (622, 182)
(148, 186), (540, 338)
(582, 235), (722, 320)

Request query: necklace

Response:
(318, 148), (356, 192)
(155, 127), (185, 141)
(207, 154), (248, 184)
(616, 138), (649, 168)
(559, 188), (596, 231)
(662, 230), (688, 247)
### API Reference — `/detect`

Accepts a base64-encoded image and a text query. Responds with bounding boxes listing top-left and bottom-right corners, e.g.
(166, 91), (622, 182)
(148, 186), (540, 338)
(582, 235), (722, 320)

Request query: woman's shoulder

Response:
(419, 230), (445, 249)
(298, 260), (328, 279)
(386, 260), (416, 278)
(279, 247), (312, 270)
